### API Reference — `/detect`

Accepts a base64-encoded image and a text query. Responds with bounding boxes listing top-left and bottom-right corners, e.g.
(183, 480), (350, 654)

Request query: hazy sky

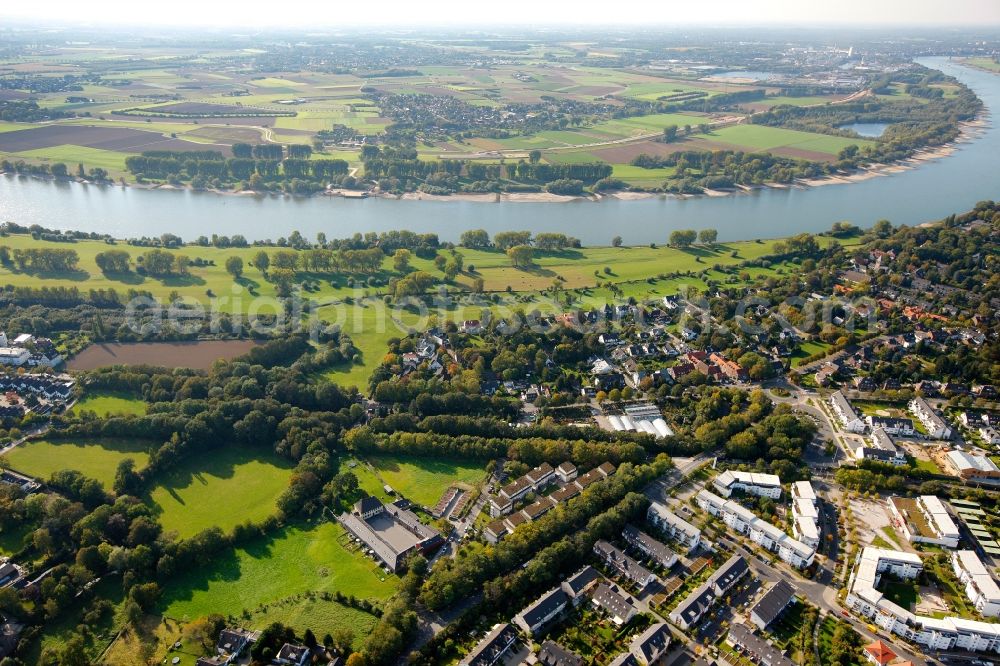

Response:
(2, 0), (1000, 28)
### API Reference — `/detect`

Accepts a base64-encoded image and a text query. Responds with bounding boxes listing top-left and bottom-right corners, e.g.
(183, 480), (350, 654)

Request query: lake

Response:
(839, 122), (891, 138)
(0, 58), (996, 246)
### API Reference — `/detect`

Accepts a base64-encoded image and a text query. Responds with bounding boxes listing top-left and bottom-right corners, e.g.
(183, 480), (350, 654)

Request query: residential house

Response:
(274, 644), (310, 666)
(830, 391), (866, 433)
(590, 583), (637, 625)
(697, 490), (815, 569)
(909, 397), (953, 439)
(513, 587), (569, 636)
(460, 624), (519, 666)
(560, 566), (600, 605)
(593, 540), (657, 591)
(750, 580), (797, 630)
(646, 501), (701, 554)
(622, 525), (678, 570)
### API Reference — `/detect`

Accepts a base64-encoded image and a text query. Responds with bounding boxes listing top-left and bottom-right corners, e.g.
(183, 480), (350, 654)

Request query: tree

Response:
(507, 245), (534, 268)
(253, 250), (270, 272)
(113, 459), (141, 496)
(668, 229), (697, 247)
(662, 125), (679, 142)
(95, 249), (131, 274)
(393, 249), (412, 272)
(50, 162), (68, 178)
(225, 256), (244, 279)
(528, 150), (542, 164)
(459, 229), (490, 249)
(698, 228), (718, 244)
(612, 236), (623, 247)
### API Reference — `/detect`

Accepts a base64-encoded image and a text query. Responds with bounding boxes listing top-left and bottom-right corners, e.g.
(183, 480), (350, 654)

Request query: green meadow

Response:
(147, 447), (295, 538)
(369, 455), (489, 506)
(159, 521), (398, 632)
(71, 391), (147, 417)
(1, 437), (153, 488)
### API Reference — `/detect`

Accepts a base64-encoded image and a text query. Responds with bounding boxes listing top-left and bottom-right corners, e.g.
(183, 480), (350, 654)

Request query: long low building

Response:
(622, 525), (677, 570)
(697, 489), (815, 569)
(647, 501), (701, 554)
(888, 495), (960, 548)
(953, 550), (1000, 618)
(713, 470), (782, 499)
(669, 555), (748, 630)
(338, 497), (443, 572)
(947, 450), (1000, 483)
(845, 546), (1000, 654)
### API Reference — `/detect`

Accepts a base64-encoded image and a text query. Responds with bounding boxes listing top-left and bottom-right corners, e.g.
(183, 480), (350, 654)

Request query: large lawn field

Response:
(159, 521), (398, 634)
(701, 124), (872, 157)
(1, 437), (153, 487)
(71, 391), (147, 417)
(147, 447), (295, 538)
(368, 455), (488, 506)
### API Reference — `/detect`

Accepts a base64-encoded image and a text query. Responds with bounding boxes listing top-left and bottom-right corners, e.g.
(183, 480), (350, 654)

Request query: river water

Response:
(0, 58), (996, 245)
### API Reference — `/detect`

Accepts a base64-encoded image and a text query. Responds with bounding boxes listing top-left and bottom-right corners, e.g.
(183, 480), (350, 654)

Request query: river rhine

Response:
(0, 58), (996, 245)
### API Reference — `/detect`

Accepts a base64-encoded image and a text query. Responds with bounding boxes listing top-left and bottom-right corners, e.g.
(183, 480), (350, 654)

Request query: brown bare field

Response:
(67, 340), (263, 371)
(0, 125), (225, 154)
(185, 126), (265, 142)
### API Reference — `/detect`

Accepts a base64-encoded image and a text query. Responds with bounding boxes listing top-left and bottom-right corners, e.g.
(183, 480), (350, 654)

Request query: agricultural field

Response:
(159, 521), (398, 633)
(1, 437), (154, 488)
(695, 124), (873, 159)
(146, 447), (296, 538)
(70, 391), (147, 417)
(0, 39), (893, 185)
(368, 455), (489, 506)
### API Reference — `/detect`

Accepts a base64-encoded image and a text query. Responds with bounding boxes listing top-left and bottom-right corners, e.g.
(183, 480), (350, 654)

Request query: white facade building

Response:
(910, 397), (953, 439)
(845, 547), (1000, 654)
(953, 550), (1000, 618)
(713, 470), (782, 499)
(697, 489), (815, 569)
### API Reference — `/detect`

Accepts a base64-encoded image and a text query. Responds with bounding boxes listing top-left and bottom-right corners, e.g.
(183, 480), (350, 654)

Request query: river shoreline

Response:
(1, 118), (986, 206)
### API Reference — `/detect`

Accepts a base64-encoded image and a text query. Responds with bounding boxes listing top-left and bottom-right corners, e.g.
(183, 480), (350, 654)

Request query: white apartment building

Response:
(953, 550), (1000, 618)
(830, 390), (866, 433)
(713, 470), (782, 499)
(910, 397), (953, 440)
(846, 547), (1000, 654)
(697, 489), (815, 569)
(646, 501), (701, 554)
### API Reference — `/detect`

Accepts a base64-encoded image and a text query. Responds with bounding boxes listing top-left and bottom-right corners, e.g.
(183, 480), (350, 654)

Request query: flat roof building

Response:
(845, 546), (1000, 655)
(697, 489), (815, 569)
(713, 470), (782, 499)
(337, 497), (442, 572)
(888, 495), (960, 549)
